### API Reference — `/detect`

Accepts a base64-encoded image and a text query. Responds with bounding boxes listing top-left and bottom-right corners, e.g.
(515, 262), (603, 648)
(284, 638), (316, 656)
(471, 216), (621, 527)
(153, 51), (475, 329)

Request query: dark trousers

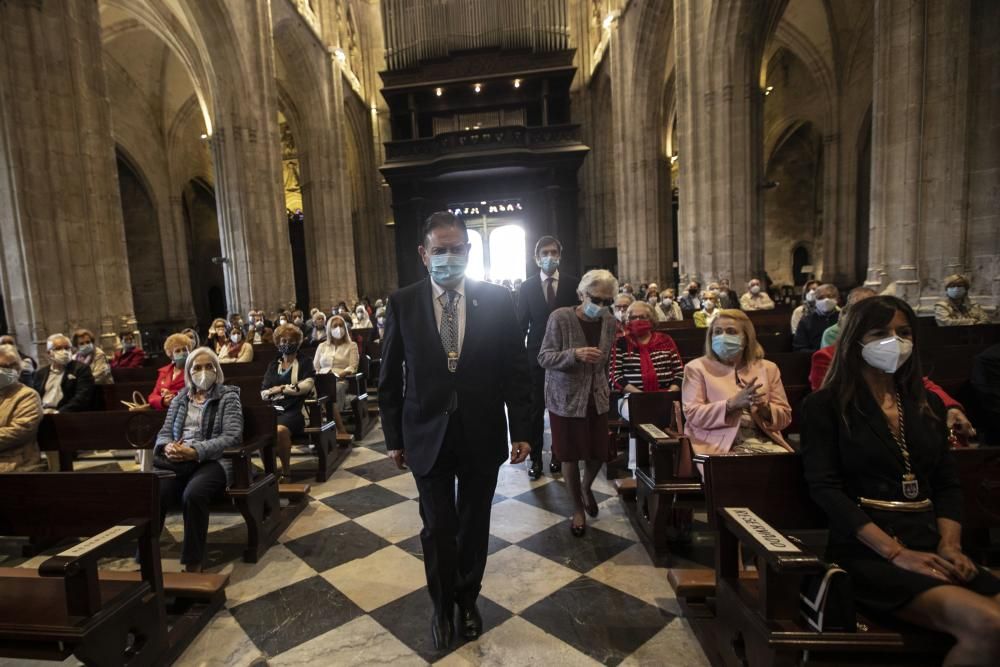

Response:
(413, 415), (500, 616)
(527, 362), (556, 466)
(157, 460), (227, 565)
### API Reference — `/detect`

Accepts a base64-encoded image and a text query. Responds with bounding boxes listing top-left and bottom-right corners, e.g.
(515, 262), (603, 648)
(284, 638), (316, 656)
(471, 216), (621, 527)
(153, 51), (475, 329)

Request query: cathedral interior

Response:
(0, 1), (998, 665)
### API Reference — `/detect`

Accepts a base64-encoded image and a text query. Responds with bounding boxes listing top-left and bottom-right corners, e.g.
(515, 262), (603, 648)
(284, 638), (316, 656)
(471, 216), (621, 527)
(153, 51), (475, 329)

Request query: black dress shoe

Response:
(528, 461), (542, 480)
(457, 602), (483, 640)
(431, 613), (454, 650)
(549, 459), (561, 474)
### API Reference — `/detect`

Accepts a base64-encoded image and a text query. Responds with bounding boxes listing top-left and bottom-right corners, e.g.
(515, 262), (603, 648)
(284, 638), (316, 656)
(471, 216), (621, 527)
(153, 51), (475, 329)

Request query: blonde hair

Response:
(210, 318), (228, 331)
(943, 274), (970, 289)
(164, 333), (193, 355)
(71, 328), (96, 346)
(626, 300), (655, 319)
(703, 309), (764, 365)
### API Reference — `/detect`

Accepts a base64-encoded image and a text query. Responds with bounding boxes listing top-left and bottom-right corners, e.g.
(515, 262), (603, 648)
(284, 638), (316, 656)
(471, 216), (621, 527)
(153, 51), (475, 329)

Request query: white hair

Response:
(0, 344), (19, 365)
(46, 333), (69, 350)
(577, 269), (619, 297)
(184, 347), (225, 390)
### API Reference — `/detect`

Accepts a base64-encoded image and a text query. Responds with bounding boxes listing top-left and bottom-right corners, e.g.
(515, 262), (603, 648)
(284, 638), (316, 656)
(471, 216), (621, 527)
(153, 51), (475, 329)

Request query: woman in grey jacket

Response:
(154, 347), (243, 572)
(538, 269), (618, 536)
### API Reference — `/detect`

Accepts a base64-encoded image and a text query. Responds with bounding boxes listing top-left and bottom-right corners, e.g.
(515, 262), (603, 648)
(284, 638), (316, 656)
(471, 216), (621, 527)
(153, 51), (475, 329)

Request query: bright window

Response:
(488, 225), (526, 283)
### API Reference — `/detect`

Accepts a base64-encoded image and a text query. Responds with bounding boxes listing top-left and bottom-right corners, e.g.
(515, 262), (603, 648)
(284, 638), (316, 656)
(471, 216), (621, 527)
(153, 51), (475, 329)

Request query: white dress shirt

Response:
(42, 367), (64, 412)
(431, 278), (467, 356)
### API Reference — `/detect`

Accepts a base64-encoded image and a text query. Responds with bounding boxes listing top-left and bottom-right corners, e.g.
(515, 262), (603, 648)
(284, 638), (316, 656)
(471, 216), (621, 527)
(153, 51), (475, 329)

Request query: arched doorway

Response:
(792, 245), (811, 286)
(116, 149), (168, 329)
(489, 225), (527, 283)
(183, 179), (225, 330)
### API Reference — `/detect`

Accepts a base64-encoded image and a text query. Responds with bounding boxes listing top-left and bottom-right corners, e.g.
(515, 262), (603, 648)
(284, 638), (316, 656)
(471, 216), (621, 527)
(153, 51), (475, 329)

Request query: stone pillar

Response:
(0, 0), (136, 355)
(209, 4), (296, 316)
(673, 0), (764, 289)
(868, 0), (997, 313)
(608, 11), (669, 285)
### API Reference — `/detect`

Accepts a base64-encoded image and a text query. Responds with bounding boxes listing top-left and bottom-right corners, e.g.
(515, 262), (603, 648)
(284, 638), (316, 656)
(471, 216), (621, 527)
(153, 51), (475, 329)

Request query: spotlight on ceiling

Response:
(764, 85), (774, 96)
(473, 83), (482, 94)
(334, 48), (347, 63)
(199, 133), (208, 140)
(435, 87), (443, 97)
(513, 79), (521, 89)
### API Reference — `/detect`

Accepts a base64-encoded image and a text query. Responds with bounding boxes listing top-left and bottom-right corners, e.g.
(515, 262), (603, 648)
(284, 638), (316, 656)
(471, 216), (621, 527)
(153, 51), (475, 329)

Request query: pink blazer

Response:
(681, 356), (792, 455)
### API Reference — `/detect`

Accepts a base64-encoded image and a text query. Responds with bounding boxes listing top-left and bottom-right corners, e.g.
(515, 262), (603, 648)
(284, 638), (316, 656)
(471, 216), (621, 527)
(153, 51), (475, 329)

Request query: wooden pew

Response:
(111, 358), (274, 384)
(672, 450), (1000, 666)
(101, 379), (353, 483)
(621, 391), (703, 559)
(0, 472), (225, 666)
(37, 407), (304, 563)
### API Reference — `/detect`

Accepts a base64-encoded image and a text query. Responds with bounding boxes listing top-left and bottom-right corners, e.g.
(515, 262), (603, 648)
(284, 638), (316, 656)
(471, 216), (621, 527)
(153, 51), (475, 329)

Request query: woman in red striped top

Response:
(610, 301), (684, 393)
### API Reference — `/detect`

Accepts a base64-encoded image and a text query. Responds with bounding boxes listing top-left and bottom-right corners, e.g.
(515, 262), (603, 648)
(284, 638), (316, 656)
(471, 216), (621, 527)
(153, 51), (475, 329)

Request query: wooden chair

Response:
(0, 472), (224, 666)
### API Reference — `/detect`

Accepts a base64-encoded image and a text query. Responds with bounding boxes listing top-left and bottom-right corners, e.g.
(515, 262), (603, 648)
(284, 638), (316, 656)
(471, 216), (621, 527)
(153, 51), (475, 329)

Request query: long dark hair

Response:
(822, 295), (935, 424)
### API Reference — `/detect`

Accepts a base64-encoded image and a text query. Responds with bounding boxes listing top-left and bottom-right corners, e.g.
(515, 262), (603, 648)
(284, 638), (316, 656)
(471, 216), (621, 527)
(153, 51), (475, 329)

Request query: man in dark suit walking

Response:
(379, 212), (531, 650)
(516, 236), (579, 480)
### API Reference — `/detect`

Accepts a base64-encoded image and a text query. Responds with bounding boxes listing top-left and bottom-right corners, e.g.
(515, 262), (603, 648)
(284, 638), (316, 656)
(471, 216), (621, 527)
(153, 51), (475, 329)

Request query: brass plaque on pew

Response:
(724, 507), (801, 553)
(638, 424), (668, 441)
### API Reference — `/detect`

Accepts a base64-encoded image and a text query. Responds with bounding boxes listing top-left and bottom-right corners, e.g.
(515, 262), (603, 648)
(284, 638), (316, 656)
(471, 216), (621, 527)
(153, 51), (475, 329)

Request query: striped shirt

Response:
(609, 333), (684, 392)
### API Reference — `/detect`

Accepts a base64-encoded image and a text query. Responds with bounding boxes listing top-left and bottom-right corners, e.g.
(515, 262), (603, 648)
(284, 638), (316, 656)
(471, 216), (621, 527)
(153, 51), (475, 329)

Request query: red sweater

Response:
(110, 348), (146, 369)
(809, 345), (961, 410)
(148, 363), (186, 410)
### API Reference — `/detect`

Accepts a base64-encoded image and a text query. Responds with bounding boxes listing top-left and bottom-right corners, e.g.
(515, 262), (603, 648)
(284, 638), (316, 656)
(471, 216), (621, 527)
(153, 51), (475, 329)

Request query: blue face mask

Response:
(946, 286), (966, 300)
(582, 300), (604, 319)
(539, 256), (560, 275)
(711, 333), (744, 361)
(428, 253), (468, 288)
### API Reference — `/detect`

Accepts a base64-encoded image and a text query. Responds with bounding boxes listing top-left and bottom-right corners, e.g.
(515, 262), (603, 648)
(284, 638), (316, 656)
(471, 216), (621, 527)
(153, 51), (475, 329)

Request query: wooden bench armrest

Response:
(38, 519), (146, 579)
(223, 433), (274, 458)
(718, 506), (824, 574)
(636, 423), (677, 448)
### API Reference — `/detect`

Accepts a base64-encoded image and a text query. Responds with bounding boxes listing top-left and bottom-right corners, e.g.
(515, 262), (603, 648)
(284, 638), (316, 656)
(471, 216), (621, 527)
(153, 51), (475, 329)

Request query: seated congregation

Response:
(1, 268), (998, 666)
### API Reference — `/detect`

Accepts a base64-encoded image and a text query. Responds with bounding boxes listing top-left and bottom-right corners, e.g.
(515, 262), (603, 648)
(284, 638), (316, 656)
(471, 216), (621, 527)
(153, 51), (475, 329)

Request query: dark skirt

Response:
(277, 408), (306, 437)
(829, 509), (1000, 614)
(549, 400), (609, 463)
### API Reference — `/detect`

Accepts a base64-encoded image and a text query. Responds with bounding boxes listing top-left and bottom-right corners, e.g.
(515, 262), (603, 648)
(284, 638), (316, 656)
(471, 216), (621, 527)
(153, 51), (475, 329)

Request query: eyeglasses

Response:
(626, 316), (651, 322)
(587, 294), (614, 307)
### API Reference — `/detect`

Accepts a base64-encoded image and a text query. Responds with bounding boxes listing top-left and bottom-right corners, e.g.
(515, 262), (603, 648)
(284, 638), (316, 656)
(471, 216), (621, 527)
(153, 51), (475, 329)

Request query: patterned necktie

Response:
(440, 289), (459, 372)
(546, 277), (556, 308)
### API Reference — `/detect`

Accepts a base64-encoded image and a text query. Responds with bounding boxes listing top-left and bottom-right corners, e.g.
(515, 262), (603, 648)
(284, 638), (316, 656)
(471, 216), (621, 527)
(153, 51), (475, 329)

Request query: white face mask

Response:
(614, 310), (626, 322)
(0, 368), (18, 390)
(647, 296), (659, 305)
(332, 326), (345, 340)
(51, 349), (71, 366)
(662, 297), (673, 306)
(805, 290), (816, 303)
(815, 297), (837, 315)
(749, 285), (761, 295)
(192, 369), (217, 390)
(230, 333), (241, 344)
(860, 336), (914, 374)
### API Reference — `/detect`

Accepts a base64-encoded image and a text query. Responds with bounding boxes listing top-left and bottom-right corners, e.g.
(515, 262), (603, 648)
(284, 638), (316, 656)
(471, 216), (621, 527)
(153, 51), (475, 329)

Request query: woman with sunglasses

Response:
(538, 269), (618, 537)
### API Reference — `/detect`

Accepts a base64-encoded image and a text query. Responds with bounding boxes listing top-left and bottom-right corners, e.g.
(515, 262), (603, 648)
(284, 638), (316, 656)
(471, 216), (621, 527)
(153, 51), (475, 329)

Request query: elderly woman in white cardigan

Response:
(538, 269), (618, 537)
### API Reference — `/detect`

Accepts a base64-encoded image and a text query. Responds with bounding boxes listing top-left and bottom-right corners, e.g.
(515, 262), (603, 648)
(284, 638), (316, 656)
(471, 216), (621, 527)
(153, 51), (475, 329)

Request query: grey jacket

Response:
(537, 307), (616, 418)
(155, 383), (243, 484)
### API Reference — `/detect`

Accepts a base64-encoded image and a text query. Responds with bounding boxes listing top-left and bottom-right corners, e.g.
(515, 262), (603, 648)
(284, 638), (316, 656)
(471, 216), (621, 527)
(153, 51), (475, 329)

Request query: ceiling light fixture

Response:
(764, 85), (774, 96)
(513, 79), (521, 89)
(435, 87), (443, 96)
(473, 83), (482, 94)
(334, 48), (347, 63)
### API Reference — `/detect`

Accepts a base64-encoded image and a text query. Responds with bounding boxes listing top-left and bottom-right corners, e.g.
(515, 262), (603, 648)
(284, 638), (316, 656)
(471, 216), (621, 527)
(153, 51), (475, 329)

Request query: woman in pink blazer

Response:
(681, 309), (793, 456)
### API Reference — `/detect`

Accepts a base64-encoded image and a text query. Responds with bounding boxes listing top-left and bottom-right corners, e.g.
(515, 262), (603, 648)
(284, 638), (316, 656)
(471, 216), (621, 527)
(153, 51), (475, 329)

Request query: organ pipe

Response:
(380, 0), (568, 70)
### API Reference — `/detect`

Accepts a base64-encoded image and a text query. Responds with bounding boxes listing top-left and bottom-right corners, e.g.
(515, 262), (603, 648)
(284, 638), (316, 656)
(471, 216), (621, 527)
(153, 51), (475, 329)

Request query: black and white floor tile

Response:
(0, 423), (710, 667)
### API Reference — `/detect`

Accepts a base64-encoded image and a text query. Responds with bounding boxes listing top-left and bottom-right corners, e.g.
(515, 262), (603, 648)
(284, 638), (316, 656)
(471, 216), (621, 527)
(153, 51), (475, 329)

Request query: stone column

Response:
(0, 0), (136, 355)
(868, 0), (997, 313)
(209, 3), (296, 316)
(673, 0), (764, 288)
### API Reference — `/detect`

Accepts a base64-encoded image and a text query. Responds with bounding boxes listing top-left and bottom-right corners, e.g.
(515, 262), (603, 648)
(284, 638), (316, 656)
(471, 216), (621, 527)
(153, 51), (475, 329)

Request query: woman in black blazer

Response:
(801, 296), (1000, 664)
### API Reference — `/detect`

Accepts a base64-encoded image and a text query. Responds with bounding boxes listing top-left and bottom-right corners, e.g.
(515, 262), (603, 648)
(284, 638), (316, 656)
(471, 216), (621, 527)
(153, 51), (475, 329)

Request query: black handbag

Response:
(799, 563), (857, 632)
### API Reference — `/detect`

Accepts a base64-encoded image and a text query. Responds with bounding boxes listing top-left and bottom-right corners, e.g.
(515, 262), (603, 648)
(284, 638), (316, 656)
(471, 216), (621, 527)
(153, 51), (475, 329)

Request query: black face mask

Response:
(688, 289), (698, 295)
(277, 342), (299, 356)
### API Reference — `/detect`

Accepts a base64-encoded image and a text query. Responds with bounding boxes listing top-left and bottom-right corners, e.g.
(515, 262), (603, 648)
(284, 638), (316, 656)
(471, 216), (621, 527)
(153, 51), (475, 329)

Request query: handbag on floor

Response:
(799, 562), (856, 632)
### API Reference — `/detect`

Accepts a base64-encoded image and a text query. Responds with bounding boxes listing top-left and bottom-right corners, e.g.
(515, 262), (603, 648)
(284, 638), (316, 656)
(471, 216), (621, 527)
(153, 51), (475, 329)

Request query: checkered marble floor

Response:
(0, 423), (710, 667)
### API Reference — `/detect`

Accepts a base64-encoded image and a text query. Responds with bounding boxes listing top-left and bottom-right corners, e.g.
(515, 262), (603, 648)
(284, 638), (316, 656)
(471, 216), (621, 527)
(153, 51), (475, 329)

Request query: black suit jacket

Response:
(516, 272), (580, 362)
(31, 361), (95, 412)
(793, 311), (839, 352)
(378, 278), (531, 476)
